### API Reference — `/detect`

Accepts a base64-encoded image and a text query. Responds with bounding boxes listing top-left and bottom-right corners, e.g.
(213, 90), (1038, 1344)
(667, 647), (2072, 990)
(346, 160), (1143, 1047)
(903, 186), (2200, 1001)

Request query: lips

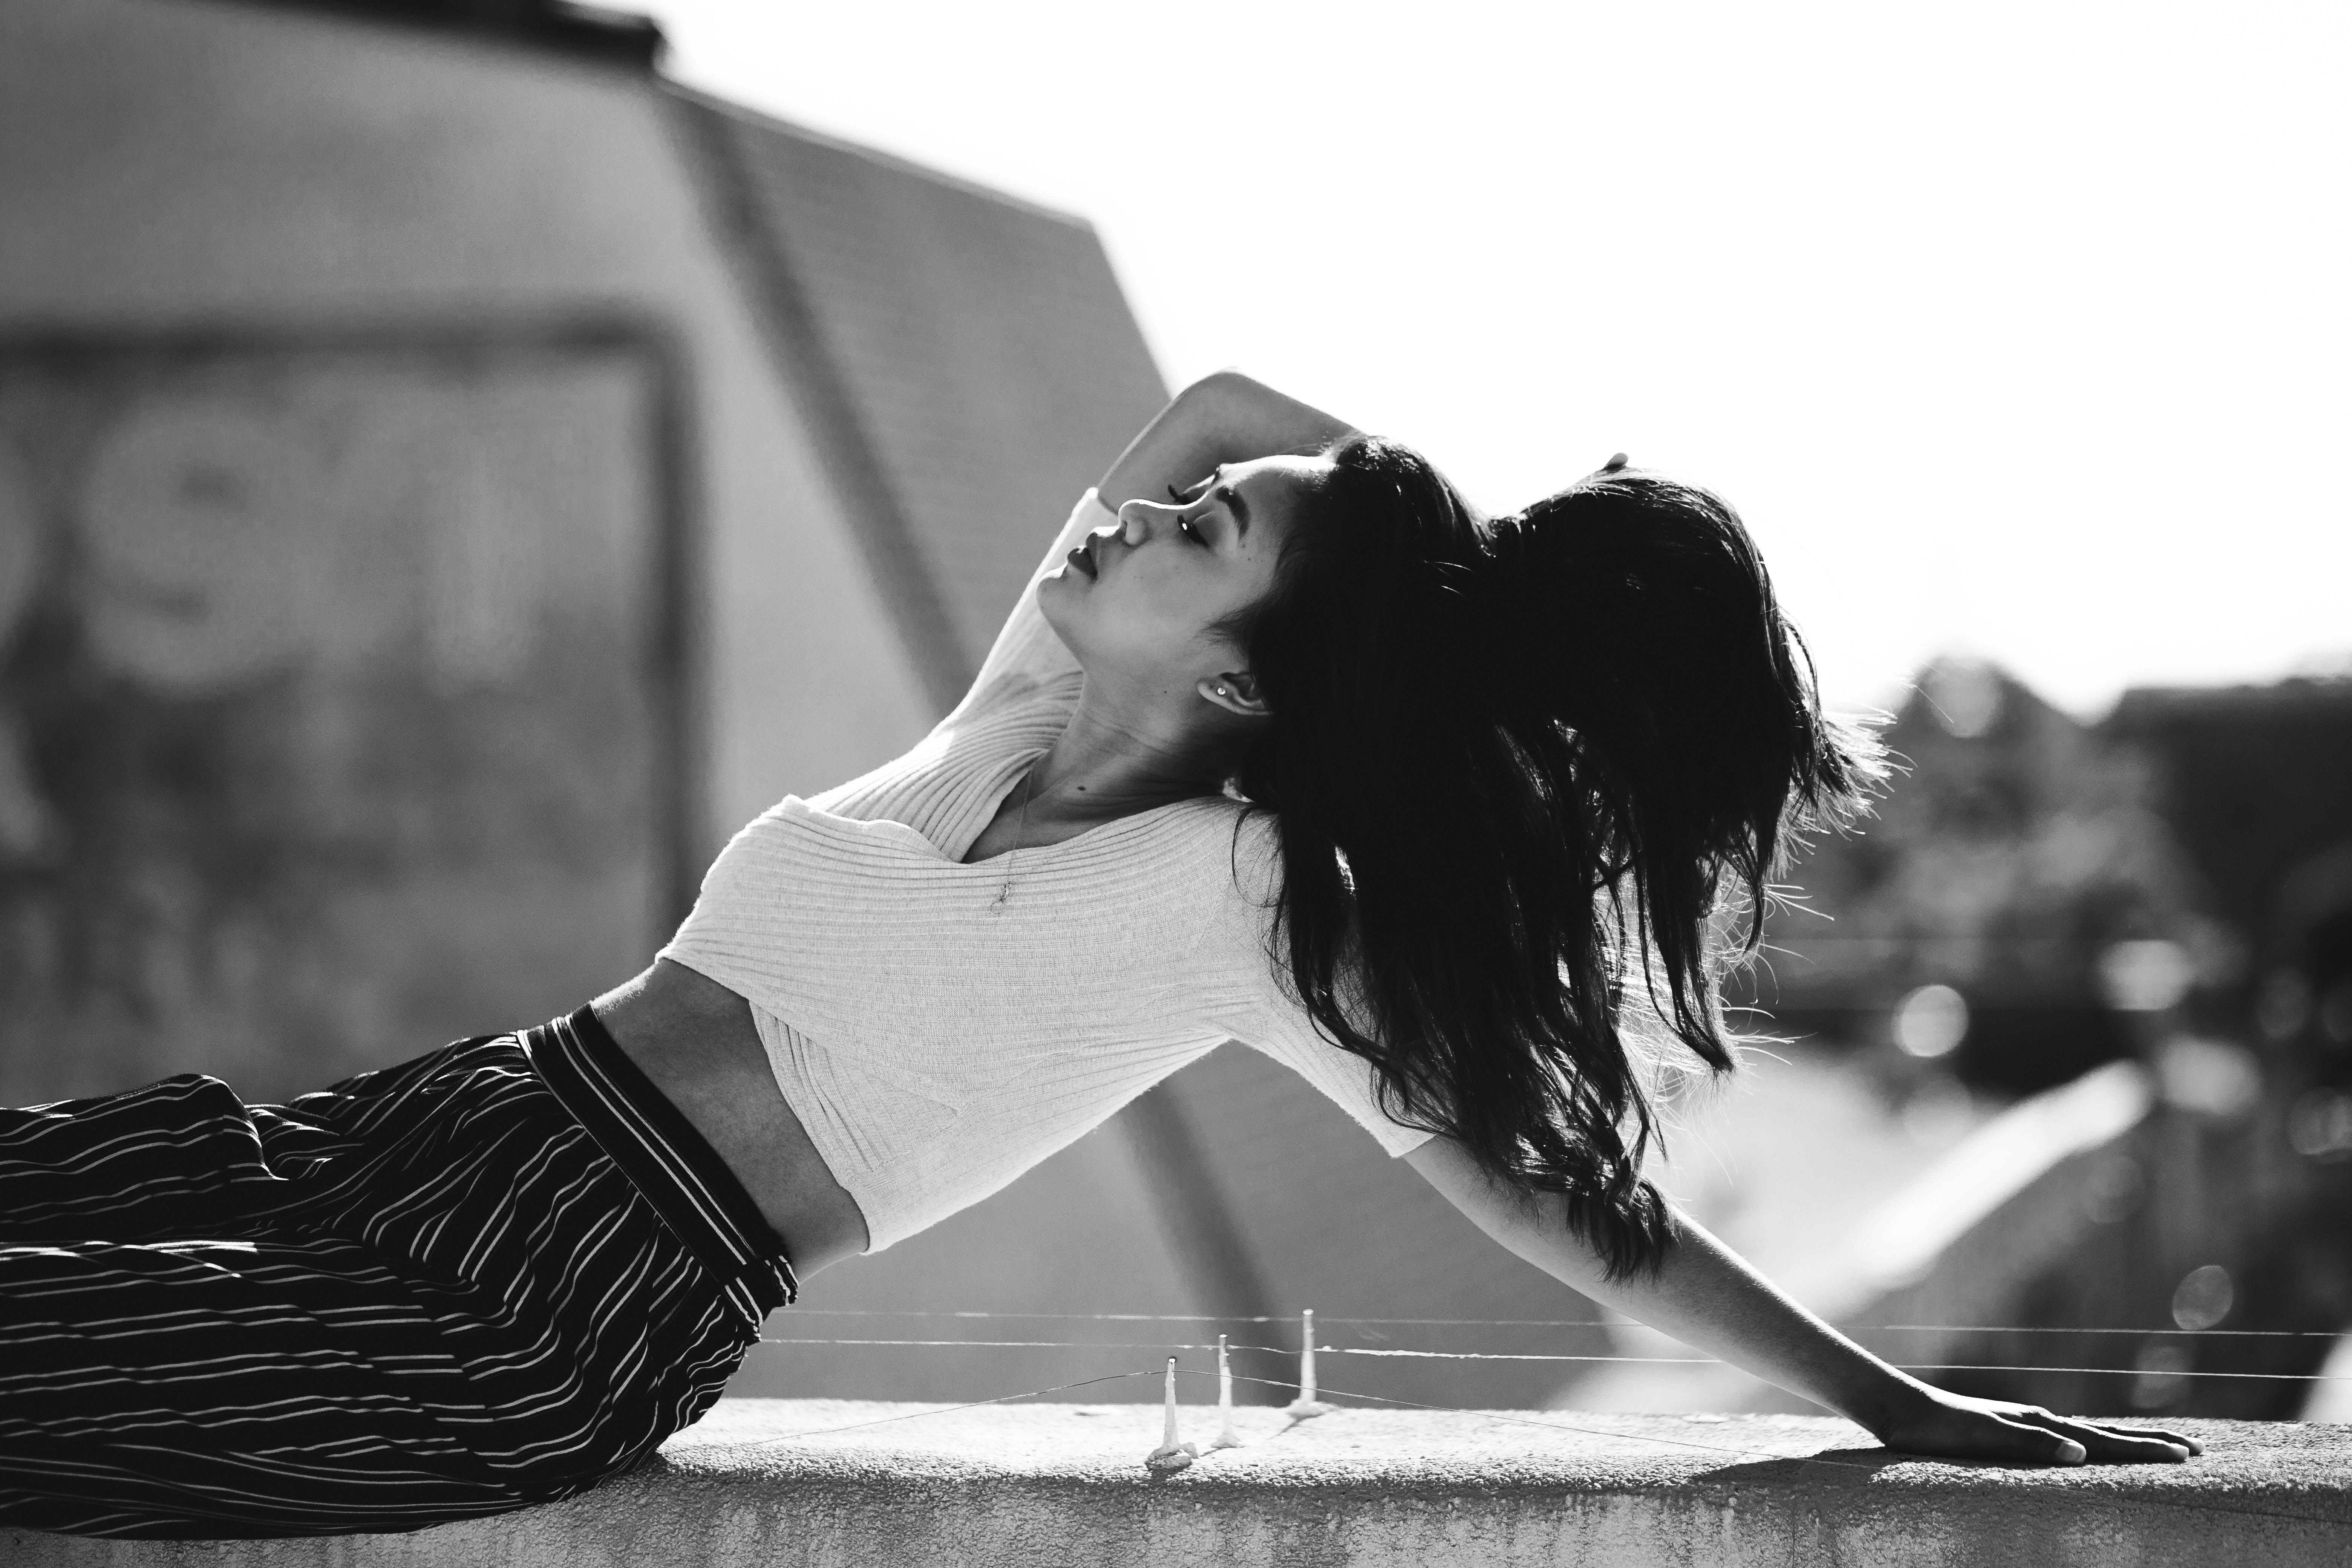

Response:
(1069, 539), (1099, 578)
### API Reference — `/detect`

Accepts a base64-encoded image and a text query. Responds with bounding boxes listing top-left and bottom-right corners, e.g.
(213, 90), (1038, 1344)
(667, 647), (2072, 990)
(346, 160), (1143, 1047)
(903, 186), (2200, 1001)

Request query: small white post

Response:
(1145, 1356), (1197, 1472)
(1285, 1308), (1328, 1418)
(1210, 1333), (1241, 1449)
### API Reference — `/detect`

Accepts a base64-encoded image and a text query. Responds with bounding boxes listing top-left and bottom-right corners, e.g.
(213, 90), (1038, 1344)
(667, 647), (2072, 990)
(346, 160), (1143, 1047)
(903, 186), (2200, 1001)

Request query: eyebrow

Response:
(1211, 481), (1251, 539)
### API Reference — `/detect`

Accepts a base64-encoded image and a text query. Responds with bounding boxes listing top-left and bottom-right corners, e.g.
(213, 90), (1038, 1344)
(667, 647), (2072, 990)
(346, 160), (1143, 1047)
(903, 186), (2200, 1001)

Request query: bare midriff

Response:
(590, 959), (870, 1276)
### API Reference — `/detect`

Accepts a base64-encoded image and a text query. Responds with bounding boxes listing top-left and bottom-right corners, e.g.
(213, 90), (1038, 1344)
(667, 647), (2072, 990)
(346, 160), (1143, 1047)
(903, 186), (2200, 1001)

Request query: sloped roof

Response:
(673, 89), (1169, 710)
(231, 0), (665, 66)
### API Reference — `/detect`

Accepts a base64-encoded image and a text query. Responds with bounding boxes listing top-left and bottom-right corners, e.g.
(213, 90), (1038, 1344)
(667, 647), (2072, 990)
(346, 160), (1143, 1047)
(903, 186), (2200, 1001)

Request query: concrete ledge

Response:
(8, 1398), (2350, 1566)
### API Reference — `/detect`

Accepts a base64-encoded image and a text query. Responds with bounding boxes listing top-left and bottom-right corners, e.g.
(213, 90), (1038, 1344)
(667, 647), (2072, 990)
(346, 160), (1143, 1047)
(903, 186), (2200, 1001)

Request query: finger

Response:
(2070, 1419), (2200, 1455)
(2070, 1429), (2191, 1464)
(1986, 1414), (2087, 1466)
(1881, 1412), (2085, 1467)
(2096, 1423), (2202, 1456)
(2017, 1412), (2194, 1464)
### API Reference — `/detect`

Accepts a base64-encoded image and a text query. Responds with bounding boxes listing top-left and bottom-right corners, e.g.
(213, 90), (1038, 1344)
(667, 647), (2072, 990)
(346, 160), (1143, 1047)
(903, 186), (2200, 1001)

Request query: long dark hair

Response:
(1225, 435), (1880, 1278)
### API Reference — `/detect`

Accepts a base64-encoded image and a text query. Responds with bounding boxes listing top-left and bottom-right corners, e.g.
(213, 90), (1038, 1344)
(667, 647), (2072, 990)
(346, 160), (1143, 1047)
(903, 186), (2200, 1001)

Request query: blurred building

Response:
(1733, 657), (2219, 1094)
(1741, 659), (2352, 1087)
(2105, 675), (2352, 1063)
(0, 0), (1616, 1410)
(1689, 662), (2352, 1419)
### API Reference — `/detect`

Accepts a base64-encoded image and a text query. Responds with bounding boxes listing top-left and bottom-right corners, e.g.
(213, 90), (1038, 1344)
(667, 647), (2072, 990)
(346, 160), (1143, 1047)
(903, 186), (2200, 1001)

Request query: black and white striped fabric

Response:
(0, 1007), (796, 1539)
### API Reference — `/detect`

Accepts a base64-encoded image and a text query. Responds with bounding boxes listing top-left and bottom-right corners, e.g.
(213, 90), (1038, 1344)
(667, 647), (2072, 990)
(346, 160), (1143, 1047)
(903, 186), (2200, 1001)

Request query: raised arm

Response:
(1403, 1135), (2199, 1465)
(1097, 371), (1354, 511)
(942, 374), (1351, 720)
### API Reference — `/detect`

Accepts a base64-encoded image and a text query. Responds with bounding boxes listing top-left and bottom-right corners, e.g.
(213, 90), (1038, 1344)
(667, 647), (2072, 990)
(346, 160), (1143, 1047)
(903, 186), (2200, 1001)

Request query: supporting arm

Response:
(1403, 1135), (2199, 1465)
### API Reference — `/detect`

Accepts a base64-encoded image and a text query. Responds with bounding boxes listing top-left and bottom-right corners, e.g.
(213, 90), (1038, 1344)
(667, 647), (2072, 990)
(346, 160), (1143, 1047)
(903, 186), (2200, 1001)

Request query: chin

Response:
(1035, 579), (1086, 648)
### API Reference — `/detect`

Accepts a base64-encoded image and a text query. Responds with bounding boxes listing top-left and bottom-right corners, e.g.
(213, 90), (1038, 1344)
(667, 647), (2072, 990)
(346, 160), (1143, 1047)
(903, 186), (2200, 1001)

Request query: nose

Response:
(1113, 498), (1174, 546)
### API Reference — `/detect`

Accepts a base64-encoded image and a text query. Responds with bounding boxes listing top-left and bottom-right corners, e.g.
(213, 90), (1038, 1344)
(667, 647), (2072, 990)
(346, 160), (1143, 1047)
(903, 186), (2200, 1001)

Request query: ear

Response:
(1197, 670), (1271, 719)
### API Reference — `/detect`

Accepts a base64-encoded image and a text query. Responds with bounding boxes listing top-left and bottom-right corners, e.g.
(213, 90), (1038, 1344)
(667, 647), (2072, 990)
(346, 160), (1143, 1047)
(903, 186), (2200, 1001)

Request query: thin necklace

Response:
(989, 765), (1038, 910)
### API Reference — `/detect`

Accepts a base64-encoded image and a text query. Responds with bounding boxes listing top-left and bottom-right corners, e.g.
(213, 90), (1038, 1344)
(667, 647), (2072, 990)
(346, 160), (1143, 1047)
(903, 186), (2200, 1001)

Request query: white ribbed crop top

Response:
(659, 490), (1435, 1252)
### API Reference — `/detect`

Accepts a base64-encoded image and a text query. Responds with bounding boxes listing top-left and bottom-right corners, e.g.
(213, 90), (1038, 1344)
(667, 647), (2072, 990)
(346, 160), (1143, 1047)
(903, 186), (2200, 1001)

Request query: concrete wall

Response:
(6, 1400), (2344, 1566)
(0, 0), (939, 861)
(0, 0), (937, 1077)
(0, 326), (684, 1097)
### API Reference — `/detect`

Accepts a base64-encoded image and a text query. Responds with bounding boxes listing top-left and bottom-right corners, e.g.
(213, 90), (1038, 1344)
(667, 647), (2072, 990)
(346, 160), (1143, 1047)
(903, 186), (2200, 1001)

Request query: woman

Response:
(0, 373), (2196, 1538)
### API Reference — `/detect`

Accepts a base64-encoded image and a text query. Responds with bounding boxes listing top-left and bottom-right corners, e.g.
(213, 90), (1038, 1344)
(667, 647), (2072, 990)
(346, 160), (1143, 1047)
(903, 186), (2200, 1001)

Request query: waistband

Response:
(524, 1006), (798, 1317)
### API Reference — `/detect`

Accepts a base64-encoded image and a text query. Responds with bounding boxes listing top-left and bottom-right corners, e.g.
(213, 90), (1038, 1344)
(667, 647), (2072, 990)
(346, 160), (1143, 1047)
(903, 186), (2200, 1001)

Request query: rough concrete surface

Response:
(6, 1399), (2348, 1566)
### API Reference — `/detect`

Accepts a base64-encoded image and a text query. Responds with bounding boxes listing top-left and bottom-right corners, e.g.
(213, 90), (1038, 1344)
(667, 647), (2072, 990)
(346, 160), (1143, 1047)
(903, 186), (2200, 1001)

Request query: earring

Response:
(1214, 684), (1231, 698)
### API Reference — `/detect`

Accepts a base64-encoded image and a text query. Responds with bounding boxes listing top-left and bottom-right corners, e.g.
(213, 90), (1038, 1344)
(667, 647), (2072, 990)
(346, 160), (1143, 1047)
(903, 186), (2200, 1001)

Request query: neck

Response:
(1025, 674), (1238, 824)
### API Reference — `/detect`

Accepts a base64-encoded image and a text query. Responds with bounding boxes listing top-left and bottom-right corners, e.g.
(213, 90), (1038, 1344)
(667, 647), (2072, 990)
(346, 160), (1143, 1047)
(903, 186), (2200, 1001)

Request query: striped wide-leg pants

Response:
(0, 1008), (798, 1539)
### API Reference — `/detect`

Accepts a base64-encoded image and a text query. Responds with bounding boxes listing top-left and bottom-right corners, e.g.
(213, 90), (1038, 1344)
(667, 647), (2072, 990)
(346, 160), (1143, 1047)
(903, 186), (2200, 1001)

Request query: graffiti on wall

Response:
(0, 329), (683, 1101)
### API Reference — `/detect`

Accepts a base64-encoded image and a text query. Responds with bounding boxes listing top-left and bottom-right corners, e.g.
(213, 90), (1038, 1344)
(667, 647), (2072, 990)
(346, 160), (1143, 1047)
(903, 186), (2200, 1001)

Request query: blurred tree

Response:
(1746, 657), (2221, 1093)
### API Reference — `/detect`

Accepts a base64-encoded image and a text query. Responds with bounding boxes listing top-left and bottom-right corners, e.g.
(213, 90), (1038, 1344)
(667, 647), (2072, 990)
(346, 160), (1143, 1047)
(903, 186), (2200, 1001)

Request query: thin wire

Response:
(1882, 1365), (2344, 1382)
(777, 1308), (1625, 1328)
(1877, 1325), (2347, 1339)
(758, 1336), (1258, 1352)
(773, 1307), (2349, 1339)
(752, 1336), (2352, 1381)
(782, 1309), (1298, 1324)
(755, 1337), (1696, 1363)
(731, 1369), (1162, 1447)
(1321, 1347), (2350, 1380)
(1185, 1368), (2352, 1534)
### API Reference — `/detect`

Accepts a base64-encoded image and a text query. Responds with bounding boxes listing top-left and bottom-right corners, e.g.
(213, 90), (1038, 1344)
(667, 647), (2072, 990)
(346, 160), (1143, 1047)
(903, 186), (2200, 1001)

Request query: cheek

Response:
(1045, 555), (1257, 674)
(1038, 572), (1185, 669)
(1104, 554), (1211, 628)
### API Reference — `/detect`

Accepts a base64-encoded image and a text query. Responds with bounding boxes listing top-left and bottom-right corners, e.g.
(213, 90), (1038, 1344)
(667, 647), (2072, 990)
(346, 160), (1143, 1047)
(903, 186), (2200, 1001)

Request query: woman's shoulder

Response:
(1146, 791), (1274, 855)
(1213, 800), (1282, 887)
(1145, 799), (1283, 942)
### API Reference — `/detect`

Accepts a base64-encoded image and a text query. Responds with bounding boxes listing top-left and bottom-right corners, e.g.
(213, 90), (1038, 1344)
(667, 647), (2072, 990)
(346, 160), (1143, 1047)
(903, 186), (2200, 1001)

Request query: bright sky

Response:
(649, 0), (2350, 717)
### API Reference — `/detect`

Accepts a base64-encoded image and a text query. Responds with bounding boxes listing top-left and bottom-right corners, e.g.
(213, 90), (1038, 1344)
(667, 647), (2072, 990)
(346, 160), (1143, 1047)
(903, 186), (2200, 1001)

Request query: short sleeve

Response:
(943, 490), (1113, 725)
(1226, 990), (1439, 1158)
(1193, 819), (1438, 1159)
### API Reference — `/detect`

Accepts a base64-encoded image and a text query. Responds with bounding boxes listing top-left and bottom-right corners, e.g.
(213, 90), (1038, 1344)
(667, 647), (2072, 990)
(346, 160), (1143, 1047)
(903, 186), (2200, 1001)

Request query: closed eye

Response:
(1164, 484), (1208, 543)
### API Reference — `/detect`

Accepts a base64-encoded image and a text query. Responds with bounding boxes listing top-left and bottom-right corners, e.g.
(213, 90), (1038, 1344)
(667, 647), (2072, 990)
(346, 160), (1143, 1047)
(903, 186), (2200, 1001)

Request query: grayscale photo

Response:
(1, 0), (2347, 1562)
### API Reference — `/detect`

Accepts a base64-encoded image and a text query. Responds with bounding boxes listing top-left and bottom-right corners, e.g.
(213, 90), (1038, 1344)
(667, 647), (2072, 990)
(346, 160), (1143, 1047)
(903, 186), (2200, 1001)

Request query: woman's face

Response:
(1039, 453), (1326, 694)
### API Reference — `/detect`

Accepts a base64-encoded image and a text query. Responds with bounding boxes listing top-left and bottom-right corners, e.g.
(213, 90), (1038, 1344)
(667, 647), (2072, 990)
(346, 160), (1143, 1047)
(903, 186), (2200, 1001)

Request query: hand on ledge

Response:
(1871, 1384), (2201, 1465)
